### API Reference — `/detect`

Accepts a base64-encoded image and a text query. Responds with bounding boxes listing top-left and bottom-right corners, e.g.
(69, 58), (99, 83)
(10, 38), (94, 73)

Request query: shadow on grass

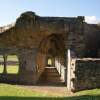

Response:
(0, 96), (100, 100)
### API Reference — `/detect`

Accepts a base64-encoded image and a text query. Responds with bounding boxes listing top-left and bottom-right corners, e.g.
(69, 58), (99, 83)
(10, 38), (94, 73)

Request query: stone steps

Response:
(39, 67), (63, 85)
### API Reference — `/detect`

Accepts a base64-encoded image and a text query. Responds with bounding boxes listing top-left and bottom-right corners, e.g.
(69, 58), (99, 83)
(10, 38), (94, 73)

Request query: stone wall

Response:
(67, 16), (85, 57)
(0, 48), (39, 85)
(36, 52), (46, 79)
(84, 24), (100, 57)
(70, 58), (100, 92)
(0, 11), (100, 87)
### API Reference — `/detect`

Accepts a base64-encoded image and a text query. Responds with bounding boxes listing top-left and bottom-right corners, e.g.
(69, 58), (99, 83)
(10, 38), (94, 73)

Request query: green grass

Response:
(0, 65), (4, 73)
(0, 84), (42, 97)
(0, 55), (100, 99)
(0, 84), (100, 100)
(7, 55), (18, 62)
(76, 89), (100, 96)
(0, 55), (18, 62)
(0, 65), (19, 74)
(0, 55), (19, 74)
(6, 65), (19, 74)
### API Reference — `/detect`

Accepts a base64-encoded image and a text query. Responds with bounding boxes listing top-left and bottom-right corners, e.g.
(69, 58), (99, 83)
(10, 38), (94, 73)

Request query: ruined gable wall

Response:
(66, 16), (85, 57)
(0, 12), (94, 85)
(0, 12), (84, 50)
(0, 12), (99, 56)
(84, 23), (100, 57)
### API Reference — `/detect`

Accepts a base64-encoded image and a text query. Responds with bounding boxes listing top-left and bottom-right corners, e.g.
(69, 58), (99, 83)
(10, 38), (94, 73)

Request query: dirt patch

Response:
(19, 84), (72, 97)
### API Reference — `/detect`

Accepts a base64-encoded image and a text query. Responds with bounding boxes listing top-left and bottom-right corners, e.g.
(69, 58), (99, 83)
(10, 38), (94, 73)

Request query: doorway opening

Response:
(47, 58), (52, 67)
(7, 55), (19, 74)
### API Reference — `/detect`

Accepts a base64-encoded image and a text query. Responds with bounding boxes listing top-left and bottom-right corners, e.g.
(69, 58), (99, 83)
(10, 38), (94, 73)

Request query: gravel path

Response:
(20, 84), (71, 96)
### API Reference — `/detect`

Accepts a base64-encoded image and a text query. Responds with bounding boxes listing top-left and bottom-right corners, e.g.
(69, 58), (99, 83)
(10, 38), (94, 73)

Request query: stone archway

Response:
(37, 34), (66, 85)
(38, 34), (65, 56)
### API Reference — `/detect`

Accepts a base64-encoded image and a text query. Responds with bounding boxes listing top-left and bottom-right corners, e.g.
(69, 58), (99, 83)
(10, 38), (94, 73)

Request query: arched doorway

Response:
(47, 57), (52, 67)
(38, 34), (66, 85)
(46, 56), (55, 67)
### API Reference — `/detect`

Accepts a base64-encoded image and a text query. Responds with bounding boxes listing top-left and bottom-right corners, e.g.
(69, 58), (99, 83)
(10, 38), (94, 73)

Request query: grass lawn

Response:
(0, 84), (100, 100)
(0, 55), (19, 74)
(0, 65), (19, 74)
(0, 55), (100, 99)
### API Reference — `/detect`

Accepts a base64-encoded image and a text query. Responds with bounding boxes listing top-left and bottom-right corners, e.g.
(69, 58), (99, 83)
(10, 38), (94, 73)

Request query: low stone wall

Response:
(71, 58), (100, 92)
(0, 71), (37, 85)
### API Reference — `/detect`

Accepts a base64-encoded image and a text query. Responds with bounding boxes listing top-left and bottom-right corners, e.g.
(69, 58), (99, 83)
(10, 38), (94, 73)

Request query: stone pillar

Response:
(3, 55), (7, 74)
(70, 59), (76, 91)
(67, 49), (71, 91)
(18, 49), (37, 72)
(18, 54), (26, 74)
(25, 50), (37, 72)
(18, 48), (38, 84)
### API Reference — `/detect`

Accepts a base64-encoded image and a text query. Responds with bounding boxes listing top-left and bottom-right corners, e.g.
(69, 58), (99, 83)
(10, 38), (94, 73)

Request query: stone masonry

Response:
(0, 11), (100, 91)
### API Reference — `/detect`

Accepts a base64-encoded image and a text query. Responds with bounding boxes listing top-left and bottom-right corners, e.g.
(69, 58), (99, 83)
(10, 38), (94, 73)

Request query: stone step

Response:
(41, 77), (61, 83)
(42, 71), (60, 76)
(41, 67), (60, 77)
(42, 73), (60, 77)
(44, 67), (58, 72)
(39, 67), (62, 84)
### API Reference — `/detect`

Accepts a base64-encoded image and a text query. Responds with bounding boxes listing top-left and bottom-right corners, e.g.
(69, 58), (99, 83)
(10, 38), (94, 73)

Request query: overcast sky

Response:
(0, 0), (100, 26)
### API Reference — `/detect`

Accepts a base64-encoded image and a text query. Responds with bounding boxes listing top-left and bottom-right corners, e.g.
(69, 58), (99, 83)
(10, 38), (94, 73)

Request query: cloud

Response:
(85, 16), (99, 24)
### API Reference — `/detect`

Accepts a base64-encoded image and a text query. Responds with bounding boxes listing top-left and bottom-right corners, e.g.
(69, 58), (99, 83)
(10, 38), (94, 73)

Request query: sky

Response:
(0, 0), (100, 26)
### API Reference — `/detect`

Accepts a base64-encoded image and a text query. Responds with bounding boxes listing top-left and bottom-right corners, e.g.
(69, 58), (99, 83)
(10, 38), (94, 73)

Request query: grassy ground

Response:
(0, 65), (19, 74)
(0, 55), (100, 99)
(0, 55), (19, 74)
(0, 84), (100, 100)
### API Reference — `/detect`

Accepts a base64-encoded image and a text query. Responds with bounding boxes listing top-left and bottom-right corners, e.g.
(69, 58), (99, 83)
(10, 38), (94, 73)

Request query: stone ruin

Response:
(0, 11), (100, 92)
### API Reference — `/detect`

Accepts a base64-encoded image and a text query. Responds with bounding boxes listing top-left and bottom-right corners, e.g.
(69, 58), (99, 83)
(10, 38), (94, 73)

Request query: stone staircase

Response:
(39, 67), (64, 85)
